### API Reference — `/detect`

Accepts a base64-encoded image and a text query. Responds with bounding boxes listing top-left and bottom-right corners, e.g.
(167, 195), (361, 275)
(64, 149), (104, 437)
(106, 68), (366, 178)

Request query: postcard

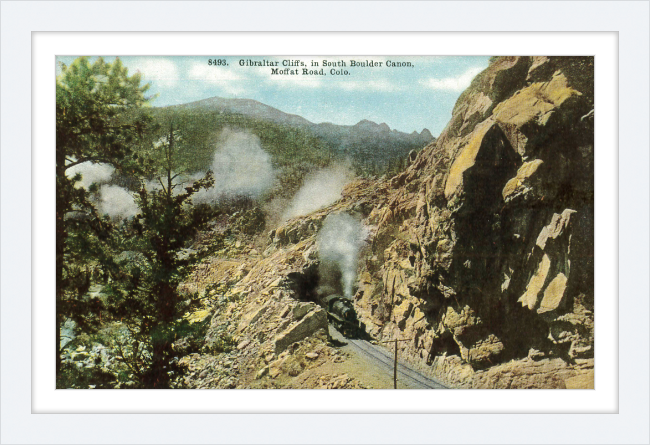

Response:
(55, 55), (594, 390)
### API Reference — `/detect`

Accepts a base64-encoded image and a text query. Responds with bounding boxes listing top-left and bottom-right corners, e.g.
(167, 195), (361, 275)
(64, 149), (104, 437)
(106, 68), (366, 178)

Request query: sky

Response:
(56, 55), (491, 136)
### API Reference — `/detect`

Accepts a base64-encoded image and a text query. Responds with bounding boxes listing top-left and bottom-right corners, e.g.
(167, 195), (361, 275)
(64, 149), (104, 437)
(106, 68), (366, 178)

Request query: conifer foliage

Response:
(56, 57), (151, 382)
(57, 57), (218, 388)
(105, 126), (215, 388)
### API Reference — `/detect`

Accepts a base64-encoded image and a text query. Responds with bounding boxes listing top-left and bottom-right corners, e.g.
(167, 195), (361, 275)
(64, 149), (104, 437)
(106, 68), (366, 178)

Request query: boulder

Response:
(493, 71), (582, 156)
(292, 302), (316, 320)
(236, 339), (251, 350)
(274, 308), (328, 354)
(393, 301), (413, 329)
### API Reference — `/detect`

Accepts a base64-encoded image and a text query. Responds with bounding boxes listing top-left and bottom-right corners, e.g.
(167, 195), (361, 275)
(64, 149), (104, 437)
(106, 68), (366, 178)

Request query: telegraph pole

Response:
(394, 338), (398, 389)
(380, 337), (412, 389)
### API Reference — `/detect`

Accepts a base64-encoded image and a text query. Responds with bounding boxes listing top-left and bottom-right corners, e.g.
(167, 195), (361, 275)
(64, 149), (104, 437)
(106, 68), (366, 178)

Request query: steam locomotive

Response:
(323, 294), (362, 338)
(286, 268), (364, 338)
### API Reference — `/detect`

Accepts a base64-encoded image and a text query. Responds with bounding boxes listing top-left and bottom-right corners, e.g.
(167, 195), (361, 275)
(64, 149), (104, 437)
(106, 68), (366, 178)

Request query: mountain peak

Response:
(420, 128), (434, 140)
(353, 119), (391, 133)
(175, 96), (314, 127)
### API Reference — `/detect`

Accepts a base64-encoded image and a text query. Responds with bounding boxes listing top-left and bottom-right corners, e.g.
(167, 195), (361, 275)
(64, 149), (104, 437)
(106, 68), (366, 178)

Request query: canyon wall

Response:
(199, 56), (595, 388)
(354, 56), (594, 388)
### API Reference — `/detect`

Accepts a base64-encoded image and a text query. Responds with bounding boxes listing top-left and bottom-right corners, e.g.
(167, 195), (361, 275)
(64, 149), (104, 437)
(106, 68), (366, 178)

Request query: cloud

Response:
(188, 63), (243, 83)
(187, 62), (251, 95)
(335, 79), (398, 92)
(265, 76), (324, 89)
(130, 58), (179, 88)
(420, 66), (484, 92)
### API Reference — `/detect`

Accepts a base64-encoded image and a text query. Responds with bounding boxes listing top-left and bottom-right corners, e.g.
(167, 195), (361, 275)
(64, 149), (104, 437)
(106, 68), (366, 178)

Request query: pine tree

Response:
(56, 57), (151, 380)
(105, 124), (215, 388)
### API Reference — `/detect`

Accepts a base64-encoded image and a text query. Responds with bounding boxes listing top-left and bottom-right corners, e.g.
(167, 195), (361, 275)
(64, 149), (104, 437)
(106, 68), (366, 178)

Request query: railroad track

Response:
(330, 328), (448, 389)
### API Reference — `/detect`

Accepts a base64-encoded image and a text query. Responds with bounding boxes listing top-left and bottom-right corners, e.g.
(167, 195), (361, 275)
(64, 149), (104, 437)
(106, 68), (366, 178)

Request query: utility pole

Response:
(380, 337), (412, 389)
(394, 338), (398, 389)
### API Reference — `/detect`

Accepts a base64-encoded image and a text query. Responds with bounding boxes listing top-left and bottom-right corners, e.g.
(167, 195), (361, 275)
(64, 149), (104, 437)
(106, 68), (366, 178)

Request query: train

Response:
(323, 294), (363, 338)
(285, 268), (364, 338)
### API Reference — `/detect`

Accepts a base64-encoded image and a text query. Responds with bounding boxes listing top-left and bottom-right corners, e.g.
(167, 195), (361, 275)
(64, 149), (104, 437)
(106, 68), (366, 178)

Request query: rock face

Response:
(188, 56), (594, 389)
(353, 56), (594, 387)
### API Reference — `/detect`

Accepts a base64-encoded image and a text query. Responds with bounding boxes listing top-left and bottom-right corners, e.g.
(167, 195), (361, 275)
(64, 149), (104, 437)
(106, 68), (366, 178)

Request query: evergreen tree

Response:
(105, 125), (215, 388)
(56, 57), (151, 380)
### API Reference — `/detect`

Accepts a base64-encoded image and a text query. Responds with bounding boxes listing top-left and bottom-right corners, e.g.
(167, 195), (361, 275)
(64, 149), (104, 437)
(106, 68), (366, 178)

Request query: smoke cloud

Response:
(65, 160), (138, 221)
(66, 162), (115, 189)
(193, 128), (275, 205)
(283, 165), (354, 220)
(97, 185), (139, 221)
(317, 212), (367, 298)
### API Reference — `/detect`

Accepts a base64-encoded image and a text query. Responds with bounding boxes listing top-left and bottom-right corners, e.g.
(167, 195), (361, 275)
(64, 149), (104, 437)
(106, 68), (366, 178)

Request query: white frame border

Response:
(2, 1), (649, 444)
(33, 31), (618, 414)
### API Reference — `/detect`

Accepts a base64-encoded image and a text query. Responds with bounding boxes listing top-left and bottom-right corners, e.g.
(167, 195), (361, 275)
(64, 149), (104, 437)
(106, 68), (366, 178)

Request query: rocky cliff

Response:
(182, 56), (595, 389)
(353, 56), (595, 388)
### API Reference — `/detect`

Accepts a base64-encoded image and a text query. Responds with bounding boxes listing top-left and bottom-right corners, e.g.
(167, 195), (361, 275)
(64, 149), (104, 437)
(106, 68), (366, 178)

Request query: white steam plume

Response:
(317, 213), (367, 298)
(193, 128), (275, 205)
(65, 160), (138, 221)
(66, 162), (115, 189)
(283, 165), (354, 220)
(97, 185), (139, 221)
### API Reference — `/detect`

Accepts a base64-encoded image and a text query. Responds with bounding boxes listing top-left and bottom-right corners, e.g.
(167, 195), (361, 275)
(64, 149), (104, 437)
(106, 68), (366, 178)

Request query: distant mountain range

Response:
(177, 97), (313, 127)
(172, 97), (435, 159)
